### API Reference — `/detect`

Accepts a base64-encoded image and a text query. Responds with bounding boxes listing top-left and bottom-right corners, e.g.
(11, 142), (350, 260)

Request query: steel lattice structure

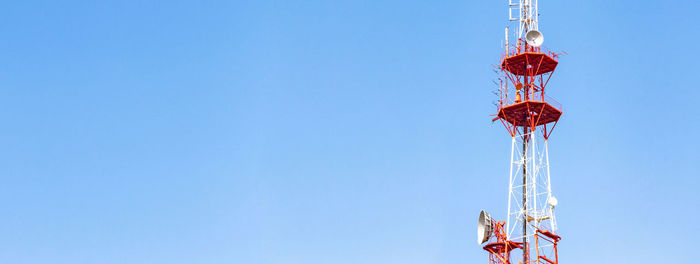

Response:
(479, 1), (563, 264)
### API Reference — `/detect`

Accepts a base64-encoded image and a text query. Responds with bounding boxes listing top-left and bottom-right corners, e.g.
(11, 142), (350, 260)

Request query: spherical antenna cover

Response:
(477, 210), (493, 244)
(525, 30), (544, 47)
(549, 196), (558, 207)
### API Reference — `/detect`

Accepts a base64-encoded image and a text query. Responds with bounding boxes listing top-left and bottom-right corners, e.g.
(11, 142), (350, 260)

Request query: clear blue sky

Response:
(0, 0), (698, 263)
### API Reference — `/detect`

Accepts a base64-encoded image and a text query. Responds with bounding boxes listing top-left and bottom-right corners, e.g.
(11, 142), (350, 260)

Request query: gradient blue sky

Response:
(0, 0), (698, 263)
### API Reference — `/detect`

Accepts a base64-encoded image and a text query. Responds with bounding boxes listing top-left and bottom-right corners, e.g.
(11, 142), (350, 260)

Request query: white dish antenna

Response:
(477, 210), (493, 244)
(525, 30), (544, 47)
(549, 196), (558, 207)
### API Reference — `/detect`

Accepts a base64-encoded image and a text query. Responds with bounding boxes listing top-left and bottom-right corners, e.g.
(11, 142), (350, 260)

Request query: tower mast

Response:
(478, 1), (563, 264)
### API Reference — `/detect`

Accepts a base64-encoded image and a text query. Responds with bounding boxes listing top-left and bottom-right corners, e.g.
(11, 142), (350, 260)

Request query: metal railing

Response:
(497, 92), (563, 112)
(502, 43), (562, 60)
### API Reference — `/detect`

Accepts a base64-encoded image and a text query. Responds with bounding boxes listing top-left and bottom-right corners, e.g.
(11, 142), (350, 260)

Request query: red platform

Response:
(502, 52), (558, 76)
(538, 230), (561, 241)
(483, 241), (523, 253)
(497, 100), (561, 127)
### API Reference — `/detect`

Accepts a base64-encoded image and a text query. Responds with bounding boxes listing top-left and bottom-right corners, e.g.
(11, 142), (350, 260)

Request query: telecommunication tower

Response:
(477, 1), (563, 264)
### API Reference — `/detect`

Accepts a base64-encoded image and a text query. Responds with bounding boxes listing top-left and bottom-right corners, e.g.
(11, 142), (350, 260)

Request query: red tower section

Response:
(493, 45), (563, 139)
(482, 221), (522, 264)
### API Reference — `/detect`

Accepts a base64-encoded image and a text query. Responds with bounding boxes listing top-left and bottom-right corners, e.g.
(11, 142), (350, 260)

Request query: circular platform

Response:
(497, 100), (562, 127)
(501, 52), (558, 76)
(483, 240), (523, 253)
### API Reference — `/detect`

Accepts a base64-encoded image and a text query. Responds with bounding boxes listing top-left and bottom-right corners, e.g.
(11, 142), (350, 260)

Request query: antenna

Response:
(508, 0), (544, 47)
(525, 30), (543, 47)
(477, 210), (493, 244)
(505, 27), (509, 54)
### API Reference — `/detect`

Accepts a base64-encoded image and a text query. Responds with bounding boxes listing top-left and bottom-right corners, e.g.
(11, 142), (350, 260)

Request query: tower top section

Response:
(495, 0), (563, 138)
(508, 0), (539, 41)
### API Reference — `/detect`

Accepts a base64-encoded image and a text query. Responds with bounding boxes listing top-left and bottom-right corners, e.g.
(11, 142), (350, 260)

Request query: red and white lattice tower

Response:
(478, 1), (563, 264)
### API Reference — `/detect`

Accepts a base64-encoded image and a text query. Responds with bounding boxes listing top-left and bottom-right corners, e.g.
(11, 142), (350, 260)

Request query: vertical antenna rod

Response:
(505, 27), (509, 55)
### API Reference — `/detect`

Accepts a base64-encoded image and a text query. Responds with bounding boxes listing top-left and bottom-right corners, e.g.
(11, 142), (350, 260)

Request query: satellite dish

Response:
(477, 210), (493, 244)
(549, 196), (558, 207)
(525, 30), (544, 47)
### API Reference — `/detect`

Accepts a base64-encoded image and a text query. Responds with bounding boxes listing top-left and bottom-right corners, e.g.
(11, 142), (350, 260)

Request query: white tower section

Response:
(508, 0), (539, 41)
(505, 132), (557, 241)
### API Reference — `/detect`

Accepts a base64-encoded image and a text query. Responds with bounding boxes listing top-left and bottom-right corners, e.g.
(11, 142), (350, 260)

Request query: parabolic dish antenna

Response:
(549, 196), (558, 207)
(477, 210), (493, 244)
(525, 30), (544, 47)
